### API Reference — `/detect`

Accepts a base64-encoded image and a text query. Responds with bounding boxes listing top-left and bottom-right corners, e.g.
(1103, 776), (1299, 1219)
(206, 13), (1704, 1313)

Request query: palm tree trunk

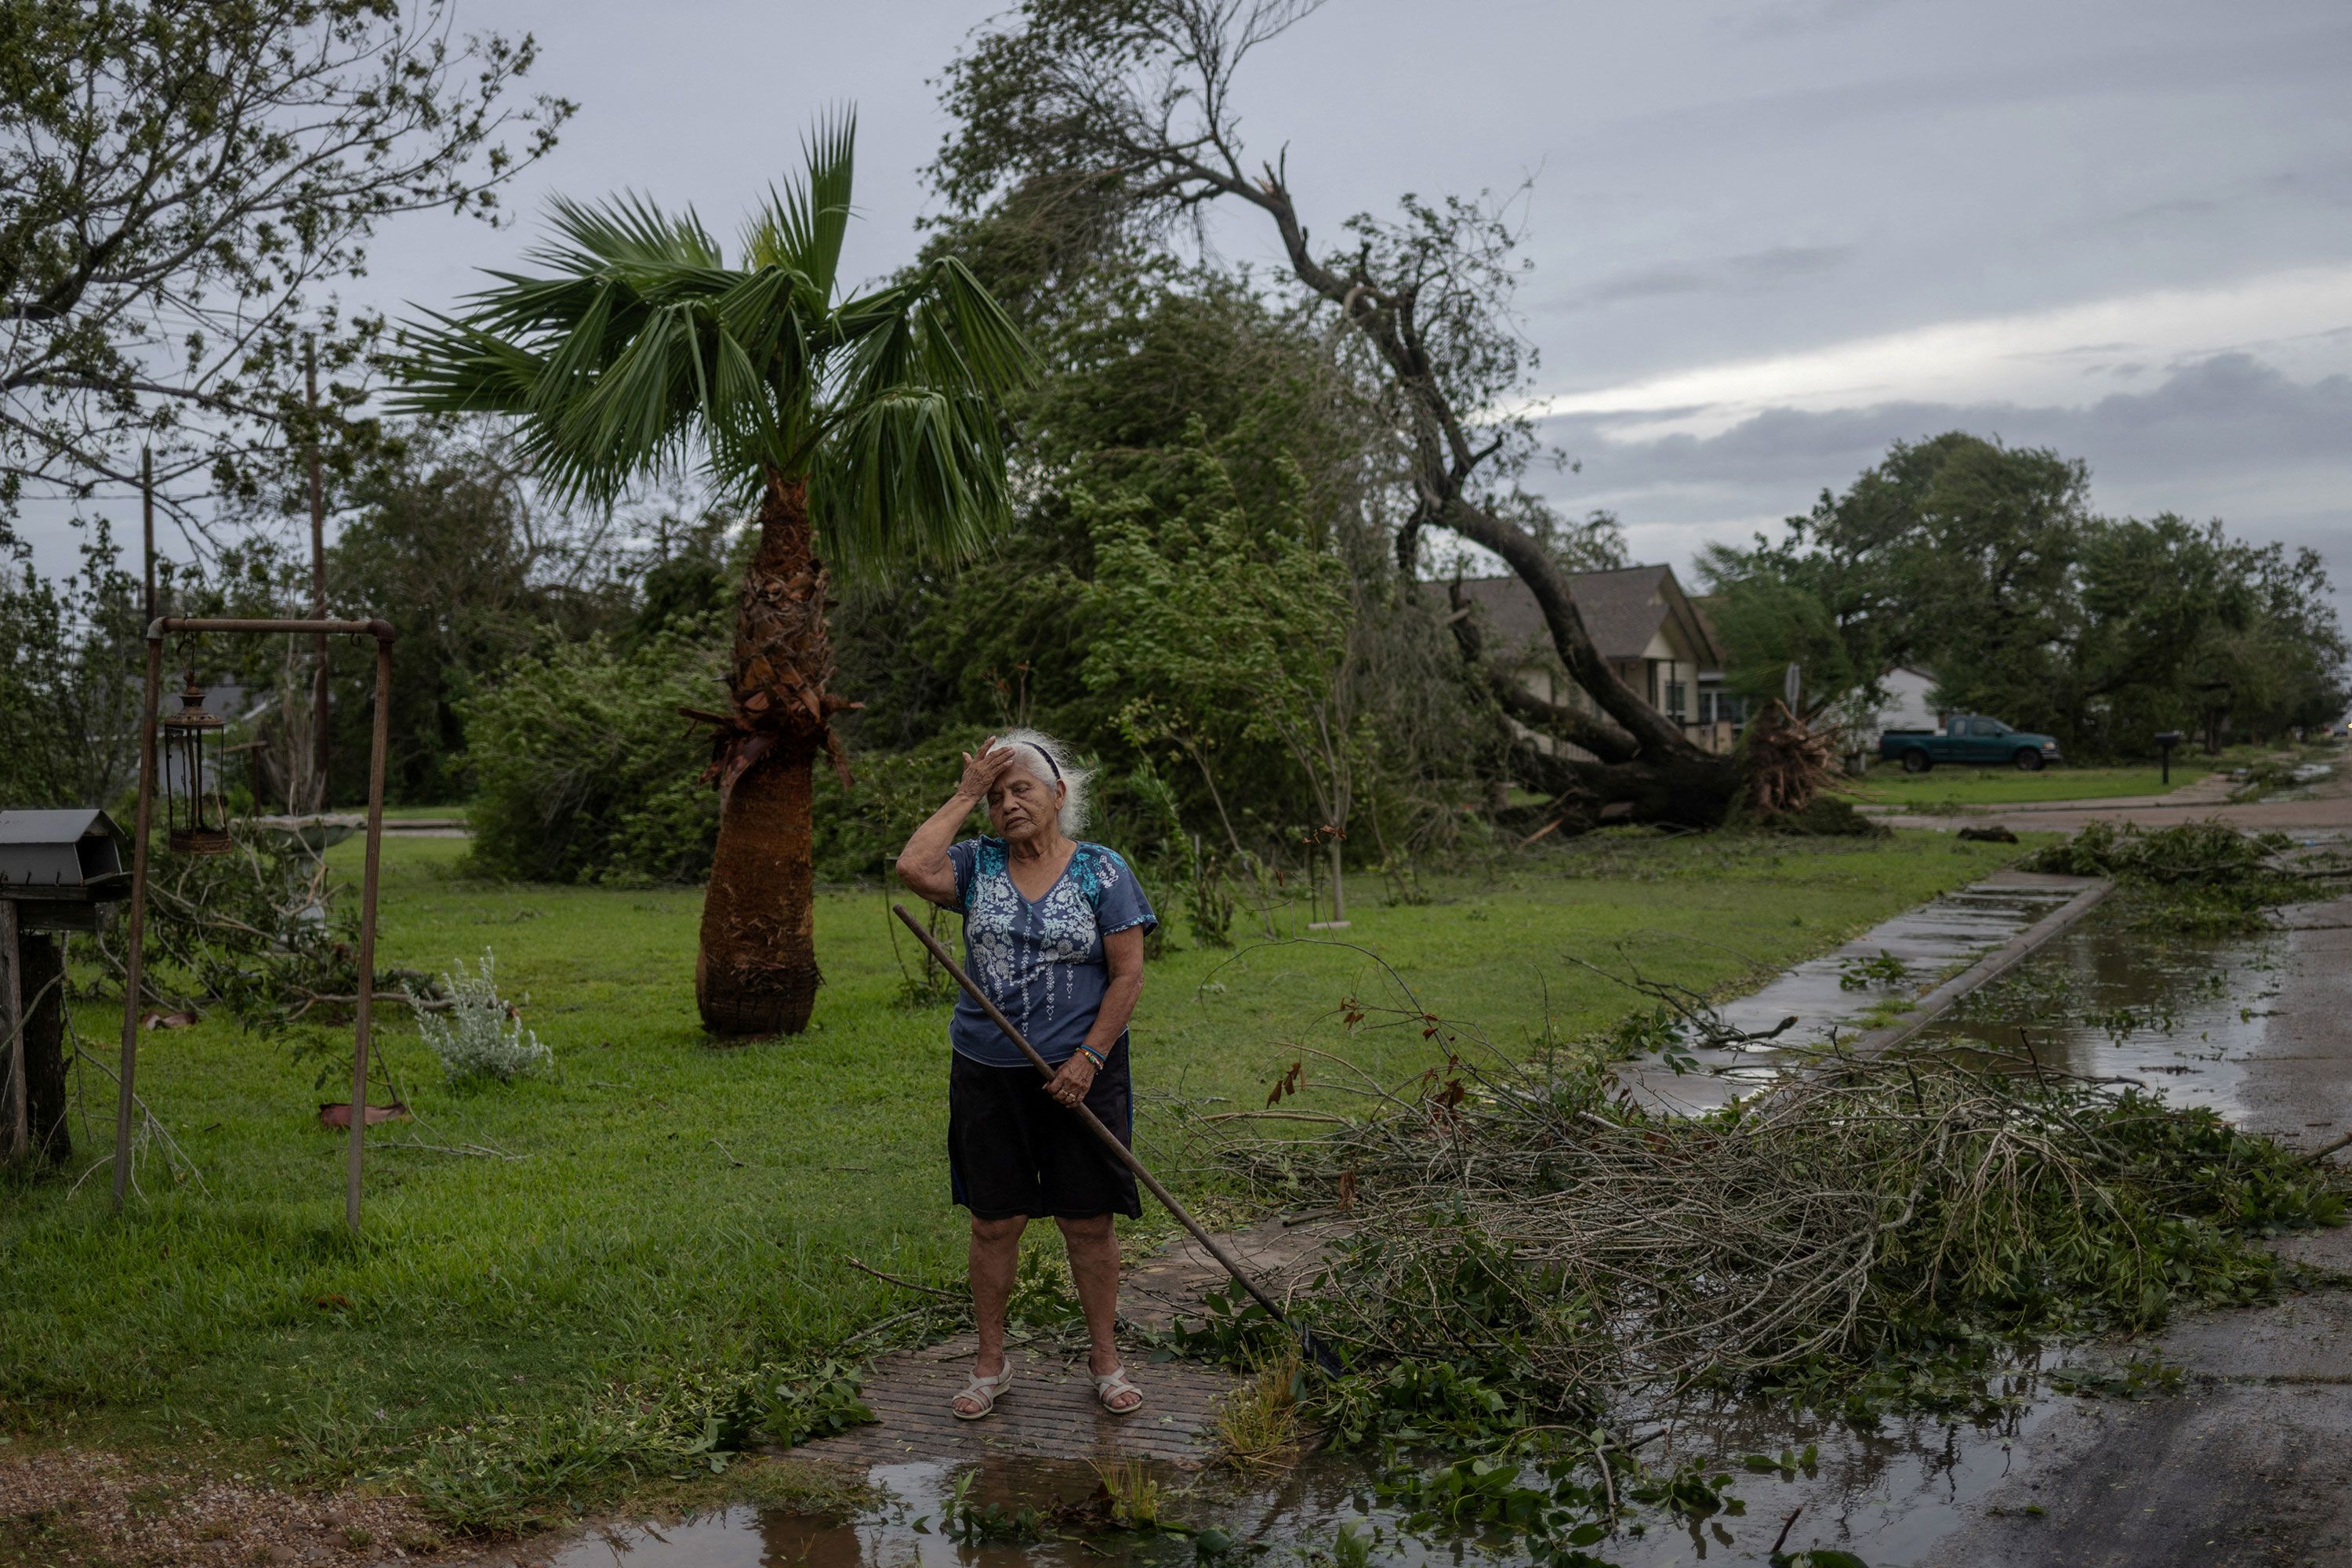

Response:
(696, 470), (836, 1037)
(699, 742), (819, 1035)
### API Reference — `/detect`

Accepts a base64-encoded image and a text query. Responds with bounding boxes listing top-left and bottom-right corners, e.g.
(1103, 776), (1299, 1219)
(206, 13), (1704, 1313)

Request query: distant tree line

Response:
(1701, 433), (2348, 755)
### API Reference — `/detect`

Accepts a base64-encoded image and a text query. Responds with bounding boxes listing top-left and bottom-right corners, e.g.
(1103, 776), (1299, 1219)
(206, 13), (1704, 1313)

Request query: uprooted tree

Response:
(932, 0), (1744, 828)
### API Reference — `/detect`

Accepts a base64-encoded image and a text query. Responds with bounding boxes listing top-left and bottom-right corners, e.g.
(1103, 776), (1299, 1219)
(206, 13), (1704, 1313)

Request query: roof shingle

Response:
(1449, 565), (1715, 666)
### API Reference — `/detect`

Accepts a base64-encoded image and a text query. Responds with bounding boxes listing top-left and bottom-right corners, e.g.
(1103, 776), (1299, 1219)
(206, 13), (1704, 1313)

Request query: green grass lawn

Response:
(1846, 762), (2209, 808)
(376, 803), (469, 822)
(0, 827), (2026, 1523)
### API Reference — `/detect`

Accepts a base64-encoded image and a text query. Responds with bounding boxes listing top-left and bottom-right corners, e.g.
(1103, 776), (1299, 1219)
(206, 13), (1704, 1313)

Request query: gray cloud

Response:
(1532, 354), (2352, 616)
(1564, 245), (1857, 309)
(1733, 0), (1911, 42)
(1557, 354), (2352, 485)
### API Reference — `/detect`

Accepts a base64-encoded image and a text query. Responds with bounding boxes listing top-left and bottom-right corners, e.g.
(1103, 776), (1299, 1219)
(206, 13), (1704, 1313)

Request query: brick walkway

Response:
(793, 1218), (1331, 1470)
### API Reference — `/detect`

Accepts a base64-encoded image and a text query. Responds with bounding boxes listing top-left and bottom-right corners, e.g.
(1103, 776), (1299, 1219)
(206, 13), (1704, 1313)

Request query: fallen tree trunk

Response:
(1448, 576), (1740, 827)
(1504, 735), (1744, 831)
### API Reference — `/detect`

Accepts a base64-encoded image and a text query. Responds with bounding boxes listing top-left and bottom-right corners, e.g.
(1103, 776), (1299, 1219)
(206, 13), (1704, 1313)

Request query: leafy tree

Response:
(2236, 542), (2349, 739)
(0, 0), (571, 543)
(2074, 514), (2250, 750)
(1710, 433), (2089, 737)
(320, 421), (636, 802)
(0, 522), (143, 807)
(930, 0), (1740, 827)
(1699, 573), (1863, 721)
(460, 625), (722, 886)
(1078, 427), (1360, 911)
(1712, 438), (2347, 757)
(399, 117), (1036, 1036)
(827, 254), (1482, 871)
(2084, 524), (2348, 750)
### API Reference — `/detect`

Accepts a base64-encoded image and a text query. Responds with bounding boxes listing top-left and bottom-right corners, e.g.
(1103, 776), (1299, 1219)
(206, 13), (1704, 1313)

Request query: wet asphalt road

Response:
(1915, 885), (2352, 1568)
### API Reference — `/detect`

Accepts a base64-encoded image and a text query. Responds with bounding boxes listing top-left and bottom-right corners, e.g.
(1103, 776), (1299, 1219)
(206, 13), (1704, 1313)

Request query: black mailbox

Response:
(2154, 730), (2185, 785)
(0, 809), (133, 931)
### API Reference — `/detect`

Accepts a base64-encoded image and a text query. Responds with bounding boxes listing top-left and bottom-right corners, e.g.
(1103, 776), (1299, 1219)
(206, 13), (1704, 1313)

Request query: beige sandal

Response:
(953, 1362), (1014, 1421)
(1094, 1365), (1143, 1414)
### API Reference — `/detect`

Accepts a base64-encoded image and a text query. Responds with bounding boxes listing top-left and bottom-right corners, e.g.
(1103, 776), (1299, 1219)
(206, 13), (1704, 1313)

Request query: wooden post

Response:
(140, 447), (155, 626)
(114, 634), (165, 1211)
(347, 633), (394, 1232)
(306, 339), (331, 810)
(2, 901), (24, 1165)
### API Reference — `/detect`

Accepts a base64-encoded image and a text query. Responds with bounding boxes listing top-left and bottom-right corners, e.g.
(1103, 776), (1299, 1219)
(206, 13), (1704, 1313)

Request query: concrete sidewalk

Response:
(1917, 891), (2352, 1568)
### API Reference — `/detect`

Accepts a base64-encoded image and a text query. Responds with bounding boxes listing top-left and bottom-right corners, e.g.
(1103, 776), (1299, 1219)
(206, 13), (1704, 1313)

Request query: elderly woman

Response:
(896, 729), (1157, 1421)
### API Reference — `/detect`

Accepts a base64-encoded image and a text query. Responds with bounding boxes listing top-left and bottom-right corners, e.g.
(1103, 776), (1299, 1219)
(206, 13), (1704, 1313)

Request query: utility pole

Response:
(306, 338), (330, 810)
(140, 446), (155, 625)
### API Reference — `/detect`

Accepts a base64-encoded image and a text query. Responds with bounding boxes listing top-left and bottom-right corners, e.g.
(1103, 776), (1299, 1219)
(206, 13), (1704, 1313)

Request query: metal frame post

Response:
(3, 901), (24, 1163)
(113, 637), (165, 1211)
(346, 636), (393, 1229)
(114, 618), (395, 1229)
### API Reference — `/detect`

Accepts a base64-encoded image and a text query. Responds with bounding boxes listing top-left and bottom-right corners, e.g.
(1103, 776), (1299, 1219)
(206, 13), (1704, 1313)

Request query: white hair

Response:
(996, 728), (1090, 836)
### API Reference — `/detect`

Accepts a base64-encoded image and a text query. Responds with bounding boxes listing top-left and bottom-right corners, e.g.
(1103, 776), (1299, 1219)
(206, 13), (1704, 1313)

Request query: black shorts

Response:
(949, 1036), (1143, 1222)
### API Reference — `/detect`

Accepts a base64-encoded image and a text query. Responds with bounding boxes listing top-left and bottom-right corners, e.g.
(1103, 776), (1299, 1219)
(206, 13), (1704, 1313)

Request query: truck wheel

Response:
(2013, 749), (2045, 772)
(1901, 749), (1931, 774)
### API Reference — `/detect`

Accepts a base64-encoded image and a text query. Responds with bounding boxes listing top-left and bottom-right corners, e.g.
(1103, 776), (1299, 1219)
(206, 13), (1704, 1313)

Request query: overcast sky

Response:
(27, 0), (2351, 619)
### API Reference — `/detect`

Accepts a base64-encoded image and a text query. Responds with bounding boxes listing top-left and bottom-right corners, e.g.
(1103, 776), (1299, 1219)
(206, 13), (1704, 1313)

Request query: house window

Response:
(1665, 681), (1687, 722)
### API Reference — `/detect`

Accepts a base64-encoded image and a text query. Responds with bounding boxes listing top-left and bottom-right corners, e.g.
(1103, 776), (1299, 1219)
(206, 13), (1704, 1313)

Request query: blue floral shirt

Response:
(946, 837), (1158, 1068)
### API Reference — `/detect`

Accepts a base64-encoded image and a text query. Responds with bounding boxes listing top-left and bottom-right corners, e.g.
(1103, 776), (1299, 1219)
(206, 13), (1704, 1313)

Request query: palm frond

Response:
(539, 303), (711, 503)
(743, 107), (856, 299)
(393, 312), (549, 416)
(813, 384), (1014, 578)
(532, 191), (724, 278)
(922, 256), (1040, 397)
(401, 107), (1034, 565)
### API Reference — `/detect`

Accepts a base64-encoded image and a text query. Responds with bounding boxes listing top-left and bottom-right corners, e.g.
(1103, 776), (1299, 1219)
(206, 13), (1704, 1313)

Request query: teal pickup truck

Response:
(1878, 716), (2063, 773)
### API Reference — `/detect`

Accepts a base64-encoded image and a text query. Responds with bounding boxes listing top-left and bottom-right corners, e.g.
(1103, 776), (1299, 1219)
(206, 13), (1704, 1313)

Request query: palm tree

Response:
(399, 115), (1034, 1036)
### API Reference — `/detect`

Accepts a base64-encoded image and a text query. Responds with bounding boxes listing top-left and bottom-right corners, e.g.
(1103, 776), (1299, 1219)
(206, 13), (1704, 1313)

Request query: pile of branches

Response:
(1197, 1033), (2339, 1408)
(2024, 818), (2293, 887)
(2023, 819), (2348, 932)
(90, 831), (428, 1031)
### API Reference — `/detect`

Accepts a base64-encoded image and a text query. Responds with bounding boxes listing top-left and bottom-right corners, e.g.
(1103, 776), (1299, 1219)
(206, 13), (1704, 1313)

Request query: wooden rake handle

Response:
(891, 902), (1294, 1325)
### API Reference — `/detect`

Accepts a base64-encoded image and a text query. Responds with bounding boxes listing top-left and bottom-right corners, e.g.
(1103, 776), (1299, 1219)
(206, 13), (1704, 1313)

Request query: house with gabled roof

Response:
(1450, 564), (1736, 760)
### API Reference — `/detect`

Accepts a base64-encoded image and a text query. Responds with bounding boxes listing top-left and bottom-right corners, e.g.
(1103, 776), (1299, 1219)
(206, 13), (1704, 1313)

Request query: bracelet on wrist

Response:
(1076, 1043), (1106, 1069)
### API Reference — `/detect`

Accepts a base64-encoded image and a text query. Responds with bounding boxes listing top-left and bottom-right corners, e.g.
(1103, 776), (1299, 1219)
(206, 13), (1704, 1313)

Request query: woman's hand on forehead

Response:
(958, 739), (1015, 800)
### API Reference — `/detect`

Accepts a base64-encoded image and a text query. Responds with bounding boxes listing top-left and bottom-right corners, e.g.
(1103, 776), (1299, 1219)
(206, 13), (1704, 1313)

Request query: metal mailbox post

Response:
(115, 617), (397, 1231)
(0, 810), (131, 1164)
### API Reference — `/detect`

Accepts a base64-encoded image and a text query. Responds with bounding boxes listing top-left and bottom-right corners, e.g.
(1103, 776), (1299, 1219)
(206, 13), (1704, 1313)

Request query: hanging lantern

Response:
(162, 666), (233, 855)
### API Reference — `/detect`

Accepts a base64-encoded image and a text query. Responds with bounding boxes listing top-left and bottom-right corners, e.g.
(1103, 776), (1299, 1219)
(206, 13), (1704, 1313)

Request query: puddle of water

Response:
(1714, 885), (2078, 1048)
(1613, 1394), (2066, 1567)
(550, 1397), (2059, 1568)
(1911, 921), (2281, 1120)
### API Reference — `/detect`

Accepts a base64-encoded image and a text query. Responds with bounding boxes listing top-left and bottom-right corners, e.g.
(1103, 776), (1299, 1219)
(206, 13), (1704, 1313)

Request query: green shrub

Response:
(459, 627), (724, 884)
(810, 732), (982, 884)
